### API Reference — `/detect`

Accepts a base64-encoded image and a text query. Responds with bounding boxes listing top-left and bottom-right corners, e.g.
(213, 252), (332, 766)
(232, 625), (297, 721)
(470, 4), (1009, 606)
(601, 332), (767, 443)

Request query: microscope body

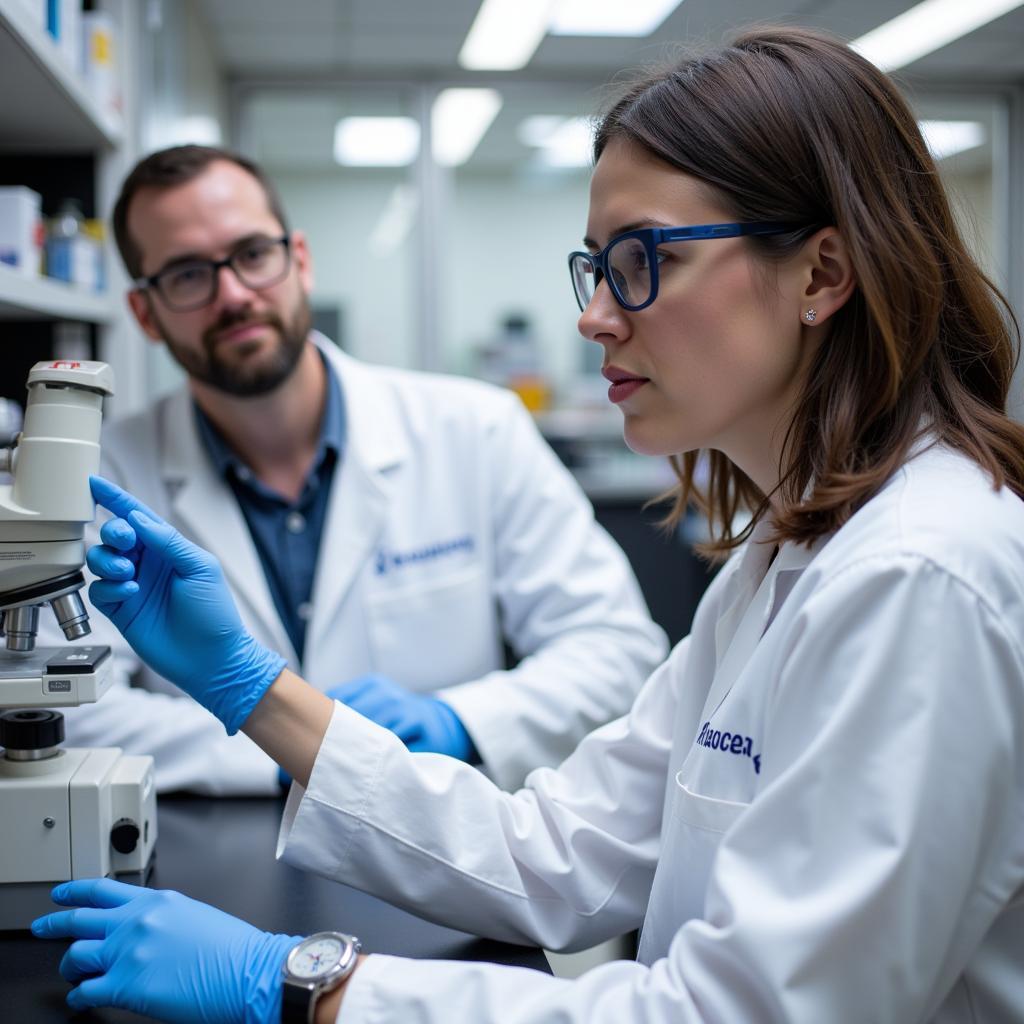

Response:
(0, 652), (158, 930)
(0, 361), (158, 930)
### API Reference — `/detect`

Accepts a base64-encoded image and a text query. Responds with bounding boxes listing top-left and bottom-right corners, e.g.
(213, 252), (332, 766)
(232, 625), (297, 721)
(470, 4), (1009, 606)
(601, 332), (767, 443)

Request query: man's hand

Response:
(329, 675), (479, 761)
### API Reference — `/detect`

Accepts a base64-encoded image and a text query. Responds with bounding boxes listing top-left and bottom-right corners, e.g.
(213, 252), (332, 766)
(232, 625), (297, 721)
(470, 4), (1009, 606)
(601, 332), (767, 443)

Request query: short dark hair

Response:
(595, 25), (1023, 557)
(112, 144), (290, 278)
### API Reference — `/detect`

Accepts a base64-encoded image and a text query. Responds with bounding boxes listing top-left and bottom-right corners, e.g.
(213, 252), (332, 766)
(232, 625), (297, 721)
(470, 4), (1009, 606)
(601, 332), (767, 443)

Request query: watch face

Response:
(289, 936), (345, 980)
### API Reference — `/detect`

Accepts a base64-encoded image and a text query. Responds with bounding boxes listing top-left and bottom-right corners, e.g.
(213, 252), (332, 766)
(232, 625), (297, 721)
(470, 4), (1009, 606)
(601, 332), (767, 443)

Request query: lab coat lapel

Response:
(159, 390), (296, 662)
(304, 346), (405, 661)
(706, 529), (826, 721)
(713, 519), (777, 668)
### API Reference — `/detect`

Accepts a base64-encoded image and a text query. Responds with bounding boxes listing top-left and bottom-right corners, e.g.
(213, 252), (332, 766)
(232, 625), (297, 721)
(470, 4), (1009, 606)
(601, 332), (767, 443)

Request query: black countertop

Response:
(2, 793), (550, 1022)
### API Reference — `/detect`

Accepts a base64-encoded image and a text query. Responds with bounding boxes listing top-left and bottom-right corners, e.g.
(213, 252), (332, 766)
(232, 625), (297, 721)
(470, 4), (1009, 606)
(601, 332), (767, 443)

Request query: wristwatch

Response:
(281, 931), (362, 1024)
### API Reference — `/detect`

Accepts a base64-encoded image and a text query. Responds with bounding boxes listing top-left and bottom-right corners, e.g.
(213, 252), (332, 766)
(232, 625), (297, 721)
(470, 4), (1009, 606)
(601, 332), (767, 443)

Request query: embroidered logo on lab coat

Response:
(696, 720), (762, 775)
(374, 535), (475, 576)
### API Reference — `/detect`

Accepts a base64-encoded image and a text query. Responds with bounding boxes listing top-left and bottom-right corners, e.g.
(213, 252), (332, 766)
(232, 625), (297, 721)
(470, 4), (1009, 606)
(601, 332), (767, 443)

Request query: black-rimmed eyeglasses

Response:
(568, 222), (800, 312)
(134, 233), (292, 312)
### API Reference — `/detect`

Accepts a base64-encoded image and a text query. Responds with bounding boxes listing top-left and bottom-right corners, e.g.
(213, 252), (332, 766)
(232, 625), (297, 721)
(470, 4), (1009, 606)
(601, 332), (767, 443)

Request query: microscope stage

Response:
(0, 645), (112, 707)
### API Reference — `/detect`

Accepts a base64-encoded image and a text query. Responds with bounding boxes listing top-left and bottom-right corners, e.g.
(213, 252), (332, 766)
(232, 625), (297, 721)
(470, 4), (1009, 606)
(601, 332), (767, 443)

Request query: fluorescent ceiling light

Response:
(850, 0), (1024, 71)
(549, 0), (682, 36)
(432, 88), (503, 166)
(519, 115), (594, 167)
(918, 120), (986, 160)
(459, 0), (557, 70)
(369, 184), (420, 258)
(333, 117), (420, 167)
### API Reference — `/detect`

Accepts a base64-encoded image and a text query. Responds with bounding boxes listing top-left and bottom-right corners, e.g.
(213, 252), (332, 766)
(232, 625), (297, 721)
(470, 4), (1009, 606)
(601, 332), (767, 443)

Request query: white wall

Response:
(274, 169), (418, 368)
(181, 0), (228, 144)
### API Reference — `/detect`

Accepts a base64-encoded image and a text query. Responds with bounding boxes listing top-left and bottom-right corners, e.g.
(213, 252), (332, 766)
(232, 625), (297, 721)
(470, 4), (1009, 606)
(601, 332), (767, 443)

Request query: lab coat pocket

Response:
(673, 776), (748, 833)
(637, 772), (748, 965)
(366, 568), (495, 687)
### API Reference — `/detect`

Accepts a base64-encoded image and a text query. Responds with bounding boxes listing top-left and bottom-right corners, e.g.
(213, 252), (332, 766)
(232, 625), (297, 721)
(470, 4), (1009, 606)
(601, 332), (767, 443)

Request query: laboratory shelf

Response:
(0, 264), (113, 322)
(0, 1), (123, 152)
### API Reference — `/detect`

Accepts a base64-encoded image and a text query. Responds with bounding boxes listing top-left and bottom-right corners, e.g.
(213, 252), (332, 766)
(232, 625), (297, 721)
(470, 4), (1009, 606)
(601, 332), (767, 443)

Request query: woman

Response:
(33, 26), (1024, 1024)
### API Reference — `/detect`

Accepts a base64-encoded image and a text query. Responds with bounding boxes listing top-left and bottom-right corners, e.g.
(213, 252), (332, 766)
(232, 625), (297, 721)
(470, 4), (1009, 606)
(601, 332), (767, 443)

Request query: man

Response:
(56, 144), (666, 795)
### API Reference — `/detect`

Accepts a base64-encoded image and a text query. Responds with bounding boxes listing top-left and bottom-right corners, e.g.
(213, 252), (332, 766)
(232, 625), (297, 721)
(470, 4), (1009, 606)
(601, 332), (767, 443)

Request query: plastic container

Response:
(82, 10), (120, 115)
(0, 187), (44, 277)
(46, 0), (82, 72)
(82, 218), (106, 293)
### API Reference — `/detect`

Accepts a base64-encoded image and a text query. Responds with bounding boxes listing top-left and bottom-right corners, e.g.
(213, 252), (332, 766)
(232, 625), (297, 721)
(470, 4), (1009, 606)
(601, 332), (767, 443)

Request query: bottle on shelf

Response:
(45, 199), (101, 292)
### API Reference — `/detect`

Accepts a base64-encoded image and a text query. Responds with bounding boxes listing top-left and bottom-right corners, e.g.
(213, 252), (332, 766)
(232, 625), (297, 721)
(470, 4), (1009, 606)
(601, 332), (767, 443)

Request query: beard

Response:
(154, 292), (312, 398)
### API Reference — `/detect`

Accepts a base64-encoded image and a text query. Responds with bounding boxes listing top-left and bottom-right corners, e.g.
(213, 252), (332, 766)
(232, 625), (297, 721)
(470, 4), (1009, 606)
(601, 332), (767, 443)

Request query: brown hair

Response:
(112, 144), (290, 278)
(595, 26), (1024, 557)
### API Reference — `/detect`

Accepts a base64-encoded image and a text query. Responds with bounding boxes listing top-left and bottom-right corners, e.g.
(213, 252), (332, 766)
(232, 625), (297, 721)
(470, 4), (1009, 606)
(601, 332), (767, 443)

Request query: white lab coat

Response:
(55, 337), (666, 794)
(277, 443), (1024, 1023)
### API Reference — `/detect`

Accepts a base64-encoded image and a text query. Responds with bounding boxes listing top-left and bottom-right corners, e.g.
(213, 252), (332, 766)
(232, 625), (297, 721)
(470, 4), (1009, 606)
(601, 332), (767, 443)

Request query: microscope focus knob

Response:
(110, 818), (141, 854)
(0, 709), (64, 752)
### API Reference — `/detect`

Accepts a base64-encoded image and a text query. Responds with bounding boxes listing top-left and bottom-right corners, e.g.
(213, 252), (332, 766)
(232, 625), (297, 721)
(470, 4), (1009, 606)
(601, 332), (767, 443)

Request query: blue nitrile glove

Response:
(329, 674), (479, 762)
(87, 476), (286, 734)
(31, 879), (301, 1023)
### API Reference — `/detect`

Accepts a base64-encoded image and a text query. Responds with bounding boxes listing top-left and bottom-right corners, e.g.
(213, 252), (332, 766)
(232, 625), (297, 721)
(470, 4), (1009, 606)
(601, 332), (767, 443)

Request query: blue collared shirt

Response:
(194, 354), (345, 663)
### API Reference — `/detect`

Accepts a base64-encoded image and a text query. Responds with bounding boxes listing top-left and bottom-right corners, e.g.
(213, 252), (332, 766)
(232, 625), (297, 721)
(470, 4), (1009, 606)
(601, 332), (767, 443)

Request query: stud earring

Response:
(804, 308), (817, 323)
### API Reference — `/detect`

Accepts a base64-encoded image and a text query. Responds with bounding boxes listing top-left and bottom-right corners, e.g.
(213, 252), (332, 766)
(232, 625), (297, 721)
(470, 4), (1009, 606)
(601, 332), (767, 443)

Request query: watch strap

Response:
(281, 980), (316, 1024)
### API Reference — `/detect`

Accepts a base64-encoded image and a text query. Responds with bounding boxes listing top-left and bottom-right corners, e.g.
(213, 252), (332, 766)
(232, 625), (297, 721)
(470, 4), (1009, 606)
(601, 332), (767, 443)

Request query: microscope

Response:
(0, 360), (157, 929)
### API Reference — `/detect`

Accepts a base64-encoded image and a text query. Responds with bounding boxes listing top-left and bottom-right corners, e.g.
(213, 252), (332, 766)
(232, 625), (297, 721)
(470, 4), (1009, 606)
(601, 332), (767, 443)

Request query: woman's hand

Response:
(87, 476), (286, 734)
(31, 878), (301, 1024)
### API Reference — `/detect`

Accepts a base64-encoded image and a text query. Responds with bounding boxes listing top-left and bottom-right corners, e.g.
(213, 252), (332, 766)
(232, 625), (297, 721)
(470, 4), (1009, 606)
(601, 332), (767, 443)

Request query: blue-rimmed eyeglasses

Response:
(133, 233), (292, 312)
(568, 222), (800, 313)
